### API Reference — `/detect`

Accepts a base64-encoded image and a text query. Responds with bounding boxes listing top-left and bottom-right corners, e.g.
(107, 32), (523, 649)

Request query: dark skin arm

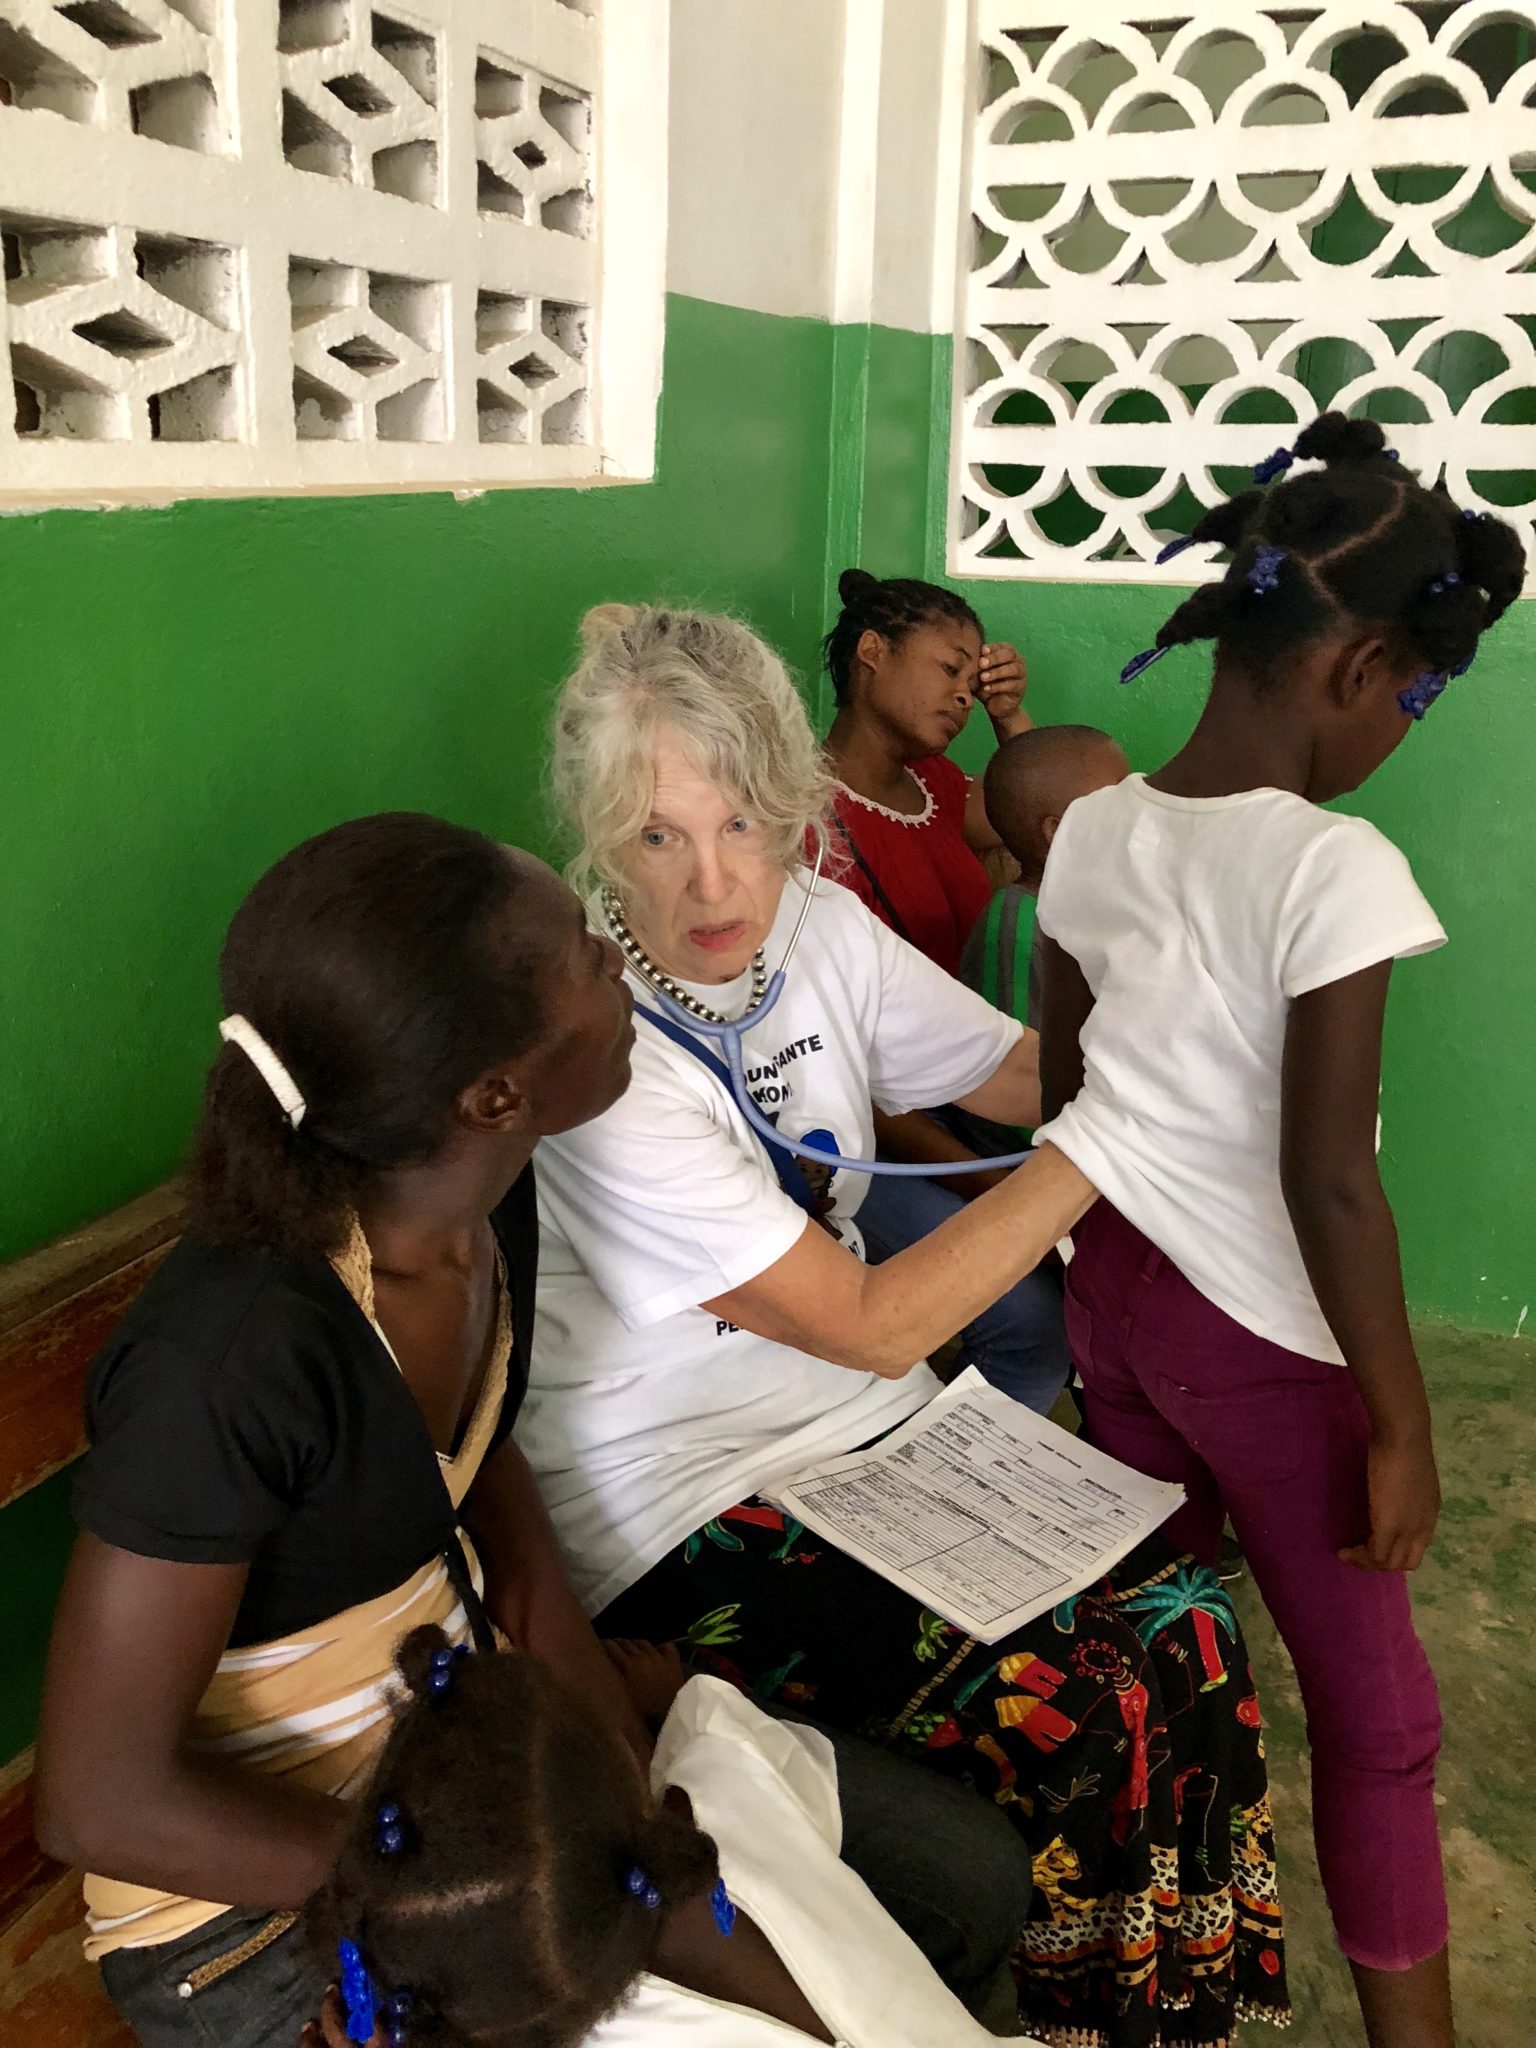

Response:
(461, 1436), (651, 1761)
(35, 1459), (648, 1910)
(1037, 932), (1094, 1124)
(34, 1535), (346, 1900)
(1281, 961), (1440, 1572)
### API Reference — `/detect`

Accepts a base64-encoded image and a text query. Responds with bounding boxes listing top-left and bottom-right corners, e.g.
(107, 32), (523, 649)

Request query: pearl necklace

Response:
(601, 889), (767, 1025)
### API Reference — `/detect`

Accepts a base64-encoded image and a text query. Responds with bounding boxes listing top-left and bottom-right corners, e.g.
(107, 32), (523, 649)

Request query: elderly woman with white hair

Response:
(518, 607), (1289, 2048)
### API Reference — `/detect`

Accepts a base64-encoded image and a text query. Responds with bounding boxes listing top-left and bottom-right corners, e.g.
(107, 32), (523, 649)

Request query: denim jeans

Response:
(98, 1905), (326, 2048)
(809, 1718), (1032, 2023)
(95, 1729), (1031, 2044)
(856, 1167), (1070, 1414)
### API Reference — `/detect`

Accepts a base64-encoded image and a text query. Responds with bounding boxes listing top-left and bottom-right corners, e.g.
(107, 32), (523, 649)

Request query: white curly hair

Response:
(550, 604), (835, 898)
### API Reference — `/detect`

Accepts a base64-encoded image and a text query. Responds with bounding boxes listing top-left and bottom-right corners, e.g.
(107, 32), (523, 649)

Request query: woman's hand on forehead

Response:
(977, 643), (1028, 729)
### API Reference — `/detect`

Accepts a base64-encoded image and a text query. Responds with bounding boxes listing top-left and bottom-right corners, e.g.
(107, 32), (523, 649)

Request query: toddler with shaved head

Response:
(961, 726), (1129, 1032)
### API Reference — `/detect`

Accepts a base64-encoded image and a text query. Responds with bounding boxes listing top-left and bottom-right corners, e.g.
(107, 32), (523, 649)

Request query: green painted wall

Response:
(0, 293), (836, 1758)
(1, 294), (835, 1268)
(850, 325), (1535, 1343)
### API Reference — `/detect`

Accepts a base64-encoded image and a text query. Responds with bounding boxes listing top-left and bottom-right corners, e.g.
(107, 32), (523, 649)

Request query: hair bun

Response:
(1456, 507), (1527, 628)
(579, 603), (638, 653)
(1293, 412), (1387, 467)
(837, 568), (882, 608)
(395, 1623), (456, 1701)
(633, 1807), (720, 1910)
(1188, 488), (1265, 553)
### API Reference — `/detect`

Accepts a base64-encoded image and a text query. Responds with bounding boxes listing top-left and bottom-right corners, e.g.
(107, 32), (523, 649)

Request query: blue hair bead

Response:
(376, 1800), (406, 1856)
(386, 1993), (413, 2020)
(338, 1939), (378, 2046)
(710, 1877), (737, 1938)
(1386, 447), (1400, 460)
(1154, 533), (1198, 564)
(626, 1866), (662, 1910)
(1253, 445), (1295, 485)
(1398, 670), (1447, 721)
(1118, 645), (1167, 685)
(1460, 506), (1486, 522)
(1245, 542), (1286, 594)
(1449, 652), (1474, 679)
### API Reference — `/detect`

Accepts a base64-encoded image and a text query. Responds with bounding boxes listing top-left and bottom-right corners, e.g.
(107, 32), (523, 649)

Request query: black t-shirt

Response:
(72, 1168), (539, 1647)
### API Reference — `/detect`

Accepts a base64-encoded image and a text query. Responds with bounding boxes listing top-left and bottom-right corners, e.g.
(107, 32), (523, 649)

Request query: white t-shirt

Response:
(1034, 777), (1445, 1363)
(592, 1677), (1025, 2048)
(522, 877), (1021, 1613)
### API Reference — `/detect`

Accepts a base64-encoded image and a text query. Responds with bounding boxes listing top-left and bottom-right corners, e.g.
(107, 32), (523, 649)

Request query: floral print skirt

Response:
(600, 1510), (1290, 2048)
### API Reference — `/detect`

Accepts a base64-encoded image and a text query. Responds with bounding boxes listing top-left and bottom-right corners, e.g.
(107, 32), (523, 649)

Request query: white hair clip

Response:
(219, 1015), (307, 1128)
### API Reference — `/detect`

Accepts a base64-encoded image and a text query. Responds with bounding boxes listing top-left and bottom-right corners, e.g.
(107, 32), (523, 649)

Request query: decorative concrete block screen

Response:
(951, 3), (1536, 588)
(0, 0), (665, 504)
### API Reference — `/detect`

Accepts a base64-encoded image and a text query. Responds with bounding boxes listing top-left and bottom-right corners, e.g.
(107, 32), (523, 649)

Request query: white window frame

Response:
(948, 0), (1536, 588)
(0, 0), (667, 508)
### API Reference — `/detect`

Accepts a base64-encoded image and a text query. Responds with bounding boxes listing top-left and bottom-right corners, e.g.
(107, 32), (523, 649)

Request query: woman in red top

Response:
(822, 568), (1067, 1413)
(824, 569), (1029, 974)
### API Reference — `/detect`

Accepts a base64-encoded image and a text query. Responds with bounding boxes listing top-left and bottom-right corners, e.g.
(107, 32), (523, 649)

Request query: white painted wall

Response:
(666, 0), (845, 321)
(667, 0), (963, 332)
(870, 0), (966, 333)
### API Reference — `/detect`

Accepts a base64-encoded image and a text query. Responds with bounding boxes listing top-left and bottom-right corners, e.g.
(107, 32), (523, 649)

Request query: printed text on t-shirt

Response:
(745, 1033), (825, 1107)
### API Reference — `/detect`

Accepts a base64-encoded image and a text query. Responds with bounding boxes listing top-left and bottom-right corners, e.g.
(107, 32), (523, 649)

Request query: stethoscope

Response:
(631, 840), (1035, 1179)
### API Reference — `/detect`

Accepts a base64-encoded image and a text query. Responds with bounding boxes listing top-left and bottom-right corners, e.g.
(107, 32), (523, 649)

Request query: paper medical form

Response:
(777, 1368), (1184, 1643)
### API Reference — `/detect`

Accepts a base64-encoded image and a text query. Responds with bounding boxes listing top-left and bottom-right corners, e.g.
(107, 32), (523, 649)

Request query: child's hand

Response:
(1340, 1432), (1441, 1573)
(977, 643), (1027, 728)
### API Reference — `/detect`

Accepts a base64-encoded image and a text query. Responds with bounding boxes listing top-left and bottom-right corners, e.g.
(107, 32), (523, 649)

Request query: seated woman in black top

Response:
(34, 812), (642, 2047)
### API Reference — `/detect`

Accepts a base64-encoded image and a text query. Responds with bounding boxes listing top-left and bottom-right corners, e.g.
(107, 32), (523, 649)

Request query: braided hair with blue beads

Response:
(1122, 414), (1524, 713)
(306, 1627), (723, 2048)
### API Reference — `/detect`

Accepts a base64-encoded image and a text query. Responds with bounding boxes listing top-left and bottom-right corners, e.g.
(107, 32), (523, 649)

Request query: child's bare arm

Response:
(1280, 961), (1440, 1572)
(1038, 933), (1094, 1123)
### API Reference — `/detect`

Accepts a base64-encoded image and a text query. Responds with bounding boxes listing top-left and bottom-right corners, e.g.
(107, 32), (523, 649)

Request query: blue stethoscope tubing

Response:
(632, 843), (1035, 1179)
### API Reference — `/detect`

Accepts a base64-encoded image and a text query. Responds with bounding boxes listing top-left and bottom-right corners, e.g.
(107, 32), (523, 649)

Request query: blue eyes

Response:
(641, 820), (752, 847)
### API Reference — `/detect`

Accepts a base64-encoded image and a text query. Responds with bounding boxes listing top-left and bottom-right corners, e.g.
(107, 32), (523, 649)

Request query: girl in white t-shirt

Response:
(1034, 412), (1526, 2048)
(305, 1625), (1039, 2048)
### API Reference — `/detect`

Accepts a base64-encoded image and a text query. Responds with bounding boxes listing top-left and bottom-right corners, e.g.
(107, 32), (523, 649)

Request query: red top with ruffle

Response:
(829, 756), (992, 977)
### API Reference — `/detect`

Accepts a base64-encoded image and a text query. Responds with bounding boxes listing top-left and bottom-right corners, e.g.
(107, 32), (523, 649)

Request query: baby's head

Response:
(985, 726), (1129, 890)
(306, 1628), (720, 2048)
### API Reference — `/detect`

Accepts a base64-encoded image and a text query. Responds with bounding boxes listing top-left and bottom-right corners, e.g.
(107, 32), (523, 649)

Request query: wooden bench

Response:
(0, 1183), (187, 2048)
